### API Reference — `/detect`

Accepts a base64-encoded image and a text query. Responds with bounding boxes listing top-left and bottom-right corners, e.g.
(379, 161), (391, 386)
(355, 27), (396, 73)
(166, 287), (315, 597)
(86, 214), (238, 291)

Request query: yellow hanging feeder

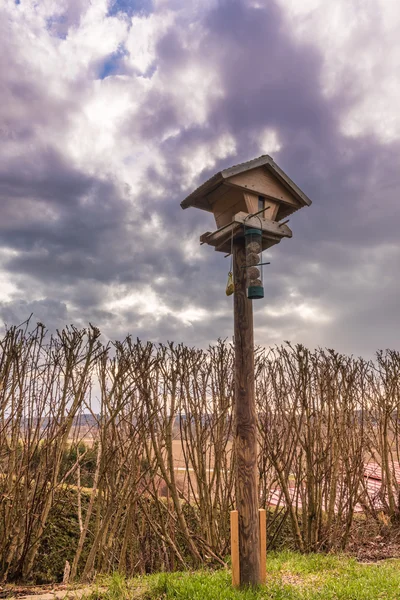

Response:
(226, 271), (234, 296)
(225, 227), (235, 296)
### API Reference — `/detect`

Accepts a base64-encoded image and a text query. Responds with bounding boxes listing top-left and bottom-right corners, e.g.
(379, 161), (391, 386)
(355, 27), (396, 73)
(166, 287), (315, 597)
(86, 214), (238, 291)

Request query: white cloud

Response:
(125, 12), (173, 74)
(106, 285), (210, 328)
(65, 75), (149, 178)
(258, 128), (282, 154)
(180, 133), (236, 188)
(1, 0), (399, 355)
(265, 301), (332, 324)
(107, 286), (170, 318)
(177, 306), (209, 325)
(0, 251), (19, 301)
(276, 0), (400, 142)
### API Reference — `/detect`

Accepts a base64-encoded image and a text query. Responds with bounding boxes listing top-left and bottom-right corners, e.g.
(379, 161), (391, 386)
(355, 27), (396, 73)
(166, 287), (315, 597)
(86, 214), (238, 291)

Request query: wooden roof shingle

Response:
(180, 154), (312, 212)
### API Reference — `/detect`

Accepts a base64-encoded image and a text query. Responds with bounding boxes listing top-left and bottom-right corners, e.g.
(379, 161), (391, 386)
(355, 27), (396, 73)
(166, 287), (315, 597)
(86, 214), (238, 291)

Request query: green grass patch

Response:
(89, 552), (400, 600)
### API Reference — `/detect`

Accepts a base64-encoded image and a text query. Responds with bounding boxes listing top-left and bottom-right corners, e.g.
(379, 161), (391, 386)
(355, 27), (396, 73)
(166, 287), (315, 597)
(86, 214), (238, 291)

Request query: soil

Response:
(0, 585), (97, 600)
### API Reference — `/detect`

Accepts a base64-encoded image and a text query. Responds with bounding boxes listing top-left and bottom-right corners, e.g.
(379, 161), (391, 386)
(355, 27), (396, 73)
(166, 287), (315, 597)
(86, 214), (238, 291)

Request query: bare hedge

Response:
(1, 322), (400, 581)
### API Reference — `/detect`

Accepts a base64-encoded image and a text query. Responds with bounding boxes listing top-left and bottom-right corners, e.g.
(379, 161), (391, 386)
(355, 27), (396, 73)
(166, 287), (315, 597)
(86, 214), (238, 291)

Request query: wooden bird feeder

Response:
(181, 154), (311, 255)
(181, 154), (312, 588)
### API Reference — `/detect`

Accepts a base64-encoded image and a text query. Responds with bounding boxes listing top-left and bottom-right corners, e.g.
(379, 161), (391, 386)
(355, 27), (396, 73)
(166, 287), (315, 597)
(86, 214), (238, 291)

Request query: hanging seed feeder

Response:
(244, 225), (264, 299)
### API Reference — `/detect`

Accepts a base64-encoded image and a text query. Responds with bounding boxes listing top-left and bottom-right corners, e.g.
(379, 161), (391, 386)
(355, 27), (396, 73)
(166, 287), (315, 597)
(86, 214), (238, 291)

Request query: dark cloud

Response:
(0, 0), (399, 356)
(0, 298), (68, 332)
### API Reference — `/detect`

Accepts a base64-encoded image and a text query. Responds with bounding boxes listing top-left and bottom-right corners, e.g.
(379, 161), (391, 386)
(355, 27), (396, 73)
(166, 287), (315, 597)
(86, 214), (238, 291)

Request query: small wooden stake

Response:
(259, 509), (267, 584)
(231, 510), (240, 587)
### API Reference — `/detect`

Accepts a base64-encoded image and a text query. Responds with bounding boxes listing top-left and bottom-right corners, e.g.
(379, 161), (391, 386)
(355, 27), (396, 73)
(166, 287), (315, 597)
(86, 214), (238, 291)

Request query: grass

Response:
(88, 551), (400, 600)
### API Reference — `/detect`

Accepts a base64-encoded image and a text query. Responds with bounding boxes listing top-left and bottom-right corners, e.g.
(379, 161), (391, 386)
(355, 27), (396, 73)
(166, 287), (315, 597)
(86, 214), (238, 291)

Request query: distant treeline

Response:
(1, 321), (400, 582)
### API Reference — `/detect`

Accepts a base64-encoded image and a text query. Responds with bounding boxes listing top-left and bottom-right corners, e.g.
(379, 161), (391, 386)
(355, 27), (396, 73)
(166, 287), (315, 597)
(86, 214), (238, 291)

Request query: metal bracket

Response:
(242, 262), (270, 269)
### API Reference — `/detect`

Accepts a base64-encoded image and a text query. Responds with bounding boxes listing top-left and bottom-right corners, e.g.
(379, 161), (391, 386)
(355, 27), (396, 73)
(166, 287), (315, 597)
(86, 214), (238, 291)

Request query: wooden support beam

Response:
(233, 212), (292, 237)
(259, 509), (267, 584)
(231, 510), (240, 587)
(200, 212), (292, 254)
(233, 240), (260, 587)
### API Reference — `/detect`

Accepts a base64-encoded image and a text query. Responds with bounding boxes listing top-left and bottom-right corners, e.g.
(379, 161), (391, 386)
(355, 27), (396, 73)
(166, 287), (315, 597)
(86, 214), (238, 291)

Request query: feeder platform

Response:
(200, 212), (292, 254)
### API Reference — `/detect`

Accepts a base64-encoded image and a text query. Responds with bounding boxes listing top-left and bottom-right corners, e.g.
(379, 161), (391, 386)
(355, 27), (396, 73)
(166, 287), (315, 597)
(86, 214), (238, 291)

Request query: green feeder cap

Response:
(244, 228), (262, 236)
(248, 285), (264, 300)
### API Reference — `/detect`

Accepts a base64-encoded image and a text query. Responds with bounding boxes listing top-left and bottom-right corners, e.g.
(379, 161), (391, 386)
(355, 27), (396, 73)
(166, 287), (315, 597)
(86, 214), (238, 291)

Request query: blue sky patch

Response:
(46, 14), (68, 40)
(108, 0), (153, 18)
(98, 45), (127, 80)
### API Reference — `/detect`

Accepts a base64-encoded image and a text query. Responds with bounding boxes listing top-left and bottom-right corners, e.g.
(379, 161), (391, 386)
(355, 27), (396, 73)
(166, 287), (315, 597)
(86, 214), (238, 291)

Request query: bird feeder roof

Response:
(180, 154), (312, 213)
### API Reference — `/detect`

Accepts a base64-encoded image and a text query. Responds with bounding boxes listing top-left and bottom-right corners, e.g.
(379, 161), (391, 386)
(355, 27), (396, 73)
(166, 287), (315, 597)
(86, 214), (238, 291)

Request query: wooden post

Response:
(259, 509), (266, 584)
(230, 510), (240, 587)
(233, 240), (260, 586)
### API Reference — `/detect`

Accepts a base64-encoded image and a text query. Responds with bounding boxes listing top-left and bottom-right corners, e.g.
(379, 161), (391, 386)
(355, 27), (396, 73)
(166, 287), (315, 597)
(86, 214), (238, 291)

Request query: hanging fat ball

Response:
(247, 241), (262, 254)
(245, 227), (264, 300)
(247, 252), (260, 266)
(247, 266), (260, 280)
(226, 271), (234, 296)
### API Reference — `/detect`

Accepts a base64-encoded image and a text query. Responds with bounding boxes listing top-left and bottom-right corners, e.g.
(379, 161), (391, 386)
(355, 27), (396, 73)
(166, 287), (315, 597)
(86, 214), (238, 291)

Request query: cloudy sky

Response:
(1, 0), (399, 357)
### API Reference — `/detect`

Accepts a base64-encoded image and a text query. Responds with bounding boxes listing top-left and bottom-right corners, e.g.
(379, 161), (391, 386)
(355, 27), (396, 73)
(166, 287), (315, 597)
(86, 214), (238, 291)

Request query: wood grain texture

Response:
(233, 212), (292, 237)
(243, 192), (279, 221)
(230, 510), (240, 587)
(180, 155), (312, 212)
(227, 167), (299, 208)
(199, 212), (292, 254)
(243, 191), (258, 214)
(233, 240), (260, 587)
(209, 186), (247, 229)
(259, 509), (267, 584)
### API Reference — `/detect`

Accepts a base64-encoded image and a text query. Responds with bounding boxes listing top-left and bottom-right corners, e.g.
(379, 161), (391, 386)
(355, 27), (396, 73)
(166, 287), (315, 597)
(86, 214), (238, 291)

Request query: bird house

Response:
(181, 155), (311, 254)
(180, 154), (313, 588)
